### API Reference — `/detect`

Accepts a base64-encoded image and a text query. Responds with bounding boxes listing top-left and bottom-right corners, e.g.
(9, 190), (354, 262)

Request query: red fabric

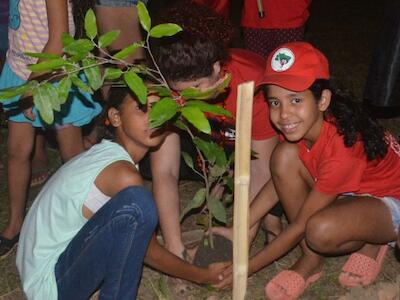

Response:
(193, 0), (230, 17)
(222, 48), (277, 140)
(261, 42), (329, 92)
(242, 0), (311, 29)
(298, 121), (400, 199)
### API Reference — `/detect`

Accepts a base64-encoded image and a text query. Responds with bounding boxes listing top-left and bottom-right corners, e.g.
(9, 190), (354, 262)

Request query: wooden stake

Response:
(233, 81), (254, 300)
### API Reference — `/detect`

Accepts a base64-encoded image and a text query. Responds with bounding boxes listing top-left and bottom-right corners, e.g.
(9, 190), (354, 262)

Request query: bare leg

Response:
(55, 125), (84, 162)
(2, 122), (35, 239)
(270, 142), (323, 279)
(150, 132), (185, 257)
(30, 131), (50, 187)
(306, 196), (396, 283)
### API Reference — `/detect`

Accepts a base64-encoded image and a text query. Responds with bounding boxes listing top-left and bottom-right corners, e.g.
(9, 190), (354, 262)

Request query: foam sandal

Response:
(265, 270), (323, 300)
(338, 244), (388, 287)
(30, 168), (52, 188)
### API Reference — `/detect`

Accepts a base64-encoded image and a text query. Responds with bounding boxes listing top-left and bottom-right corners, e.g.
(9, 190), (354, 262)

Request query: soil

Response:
(193, 234), (233, 268)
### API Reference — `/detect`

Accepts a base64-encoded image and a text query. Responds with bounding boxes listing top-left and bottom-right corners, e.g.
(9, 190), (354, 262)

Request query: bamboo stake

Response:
(233, 81), (254, 300)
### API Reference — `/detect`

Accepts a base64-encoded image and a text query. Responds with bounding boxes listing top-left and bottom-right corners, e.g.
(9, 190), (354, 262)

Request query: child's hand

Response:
(212, 263), (233, 289)
(204, 261), (231, 285)
(210, 226), (233, 242)
(23, 107), (36, 121)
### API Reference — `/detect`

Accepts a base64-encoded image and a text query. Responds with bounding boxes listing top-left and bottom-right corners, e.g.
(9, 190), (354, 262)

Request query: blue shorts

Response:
(96, 0), (148, 7)
(380, 197), (400, 235)
(0, 63), (102, 128)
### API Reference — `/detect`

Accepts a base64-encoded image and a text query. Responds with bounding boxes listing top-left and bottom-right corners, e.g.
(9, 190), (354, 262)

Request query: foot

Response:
(265, 270), (322, 300)
(0, 233), (20, 260)
(339, 244), (388, 287)
(30, 168), (52, 188)
(265, 254), (323, 300)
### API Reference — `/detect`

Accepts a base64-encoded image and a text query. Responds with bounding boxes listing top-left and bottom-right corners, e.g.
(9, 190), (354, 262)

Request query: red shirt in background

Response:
(242, 0), (311, 29)
(299, 121), (400, 200)
(216, 48), (276, 141)
(193, 0), (230, 17)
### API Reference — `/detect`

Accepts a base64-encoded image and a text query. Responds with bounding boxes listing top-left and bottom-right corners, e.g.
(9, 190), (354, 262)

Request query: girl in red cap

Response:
(214, 41), (400, 299)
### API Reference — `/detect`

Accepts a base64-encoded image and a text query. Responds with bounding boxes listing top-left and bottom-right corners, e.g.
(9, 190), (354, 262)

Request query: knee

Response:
(305, 213), (339, 254)
(270, 142), (299, 178)
(114, 186), (158, 231)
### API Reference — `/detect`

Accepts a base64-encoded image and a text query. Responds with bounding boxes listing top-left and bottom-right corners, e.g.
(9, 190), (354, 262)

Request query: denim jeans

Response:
(55, 186), (158, 300)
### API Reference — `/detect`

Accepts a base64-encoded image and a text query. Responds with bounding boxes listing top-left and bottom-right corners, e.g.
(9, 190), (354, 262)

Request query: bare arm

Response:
(144, 235), (230, 285)
(44, 0), (69, 56)
(248, 189), (337, 275)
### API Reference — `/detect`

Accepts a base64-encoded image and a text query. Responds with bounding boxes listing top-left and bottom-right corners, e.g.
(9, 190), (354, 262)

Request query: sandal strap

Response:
(342, 253), (378, 275)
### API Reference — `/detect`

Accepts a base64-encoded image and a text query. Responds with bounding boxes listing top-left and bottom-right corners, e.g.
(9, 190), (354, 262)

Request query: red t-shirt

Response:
(299, 121), (400, 199)
(193, 0), (230, 17)
(241, 0), (311, 29)
(216, 48), (276, 141)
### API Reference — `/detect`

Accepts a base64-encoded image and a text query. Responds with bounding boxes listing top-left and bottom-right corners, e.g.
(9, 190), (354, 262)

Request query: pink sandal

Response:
(265, 270), (323, 300)
(339, 245), (388, 287)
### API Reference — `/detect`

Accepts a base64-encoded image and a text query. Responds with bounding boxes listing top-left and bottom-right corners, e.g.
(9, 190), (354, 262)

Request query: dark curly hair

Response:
(309, 79), (388, 161)
(149, 0), (233, 83)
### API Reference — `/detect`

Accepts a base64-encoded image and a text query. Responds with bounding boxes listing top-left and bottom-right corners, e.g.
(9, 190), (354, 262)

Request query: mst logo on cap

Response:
(271, 48), (295, 72)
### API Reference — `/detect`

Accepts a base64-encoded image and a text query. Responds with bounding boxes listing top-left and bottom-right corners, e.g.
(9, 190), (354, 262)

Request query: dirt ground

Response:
(1, 0), (400, 299)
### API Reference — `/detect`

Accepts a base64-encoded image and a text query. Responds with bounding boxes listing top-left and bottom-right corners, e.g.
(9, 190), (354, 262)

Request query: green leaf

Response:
(193, 138), (215, 164)
(104, 68), (123, 80)
(180, 188), (206, 221)
(24, 52), (61, 60)
(64, 39), (94, 56)
(182, 151), (195, 170)
(224, 175), (234, 191)
(43, 82), (61, 112)
(210, 143), (227, 166)
(149, 97), (178, 127)
(84, 9), (97, 39)
(185, 100), (232, 117)
(137, 1), (151, 32)
(28, 58), (68, 73)
(0, 80), (38, 100)
(173, 119), (186, 130)
(57, 77), (72, 105)
(123, 69), (147, 104)
(33, 85), (55, 124)
(209, 165), (227, 178)
(149, 23), (182, 38)
(71, 75), (93, 94)
(208, 198), (226, 224)
(98, 30), (120, 48)
(181, 106), (211, 134)
(61, 33), (75, 47)
(82, 58), (103, 90)
(180, 73), (232, 100)
(223, 193), (233, 205)
(112, 42), (143, 60)
(148, 85), (171, 97)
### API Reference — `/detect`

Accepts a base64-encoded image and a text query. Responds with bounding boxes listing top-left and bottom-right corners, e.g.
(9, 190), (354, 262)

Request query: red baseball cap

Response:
(260, 42), (330, 91)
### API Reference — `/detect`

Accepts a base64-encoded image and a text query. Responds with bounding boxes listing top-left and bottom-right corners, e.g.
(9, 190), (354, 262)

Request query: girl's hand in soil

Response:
(212, 264), (233, 289)
(204, 261), (231, 285)
(210, 226), (233, 241)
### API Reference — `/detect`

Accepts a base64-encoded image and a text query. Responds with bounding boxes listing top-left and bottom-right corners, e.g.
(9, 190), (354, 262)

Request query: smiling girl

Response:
(215, 42), (400, 299)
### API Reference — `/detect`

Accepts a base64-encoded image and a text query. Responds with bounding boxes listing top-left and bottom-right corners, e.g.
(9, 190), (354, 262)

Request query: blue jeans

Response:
(55, 186), (158, 300)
